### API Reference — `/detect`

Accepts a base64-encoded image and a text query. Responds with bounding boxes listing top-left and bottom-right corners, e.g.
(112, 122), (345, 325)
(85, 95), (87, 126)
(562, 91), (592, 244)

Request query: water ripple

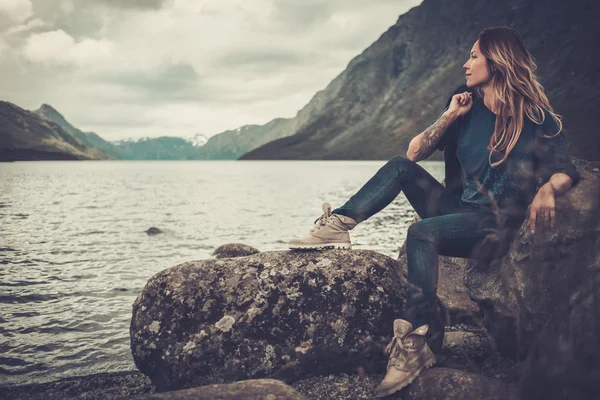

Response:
(0, 293), (62, 304)
(0, 160), (443, 386)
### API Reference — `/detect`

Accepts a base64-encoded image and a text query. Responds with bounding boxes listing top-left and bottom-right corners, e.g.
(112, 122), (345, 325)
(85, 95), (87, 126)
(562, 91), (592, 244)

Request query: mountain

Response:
(192, 69), (356, 159)
(105, 119), (300, 160)
(4, 99), (296, 160)
(33, 102), (299, 160)
(34, 104), (118, 159)
(34, 105), (210, 160)
(0, 101), (109, 161)
(194, 119), (290, 160)
(240, 0), (600, 161)
(185, 133), (209, 148)
(109, 136), (207, 160)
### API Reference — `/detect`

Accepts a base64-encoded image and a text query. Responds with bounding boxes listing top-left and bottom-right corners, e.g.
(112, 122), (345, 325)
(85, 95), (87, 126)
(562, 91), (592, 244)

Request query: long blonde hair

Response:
(474, 26), (562, 167)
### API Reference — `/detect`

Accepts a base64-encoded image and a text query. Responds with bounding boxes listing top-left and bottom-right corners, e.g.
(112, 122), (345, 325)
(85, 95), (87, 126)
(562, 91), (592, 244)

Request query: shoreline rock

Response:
(134, 379), (307, 399)
(0, 320), (522, 399)
(130, 250), (406, 391)
(0, 370), (152, 400)
(212, 243), (260, 258)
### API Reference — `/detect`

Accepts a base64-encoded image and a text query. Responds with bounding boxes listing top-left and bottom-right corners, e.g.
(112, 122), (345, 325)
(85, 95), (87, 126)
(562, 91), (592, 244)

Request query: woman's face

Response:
(463, 40), (492, 88)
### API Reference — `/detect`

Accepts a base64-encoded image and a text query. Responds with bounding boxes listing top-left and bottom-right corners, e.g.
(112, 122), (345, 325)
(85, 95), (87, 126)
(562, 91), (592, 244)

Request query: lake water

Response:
(0, 160), (444, 386)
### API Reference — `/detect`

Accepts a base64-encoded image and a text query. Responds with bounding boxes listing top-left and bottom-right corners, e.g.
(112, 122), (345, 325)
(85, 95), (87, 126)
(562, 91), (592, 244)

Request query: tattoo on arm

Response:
(413, 113), (454, 161)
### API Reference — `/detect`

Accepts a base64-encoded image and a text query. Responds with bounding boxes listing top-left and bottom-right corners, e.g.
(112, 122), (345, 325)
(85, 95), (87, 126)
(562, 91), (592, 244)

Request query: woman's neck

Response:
(481, 85), (498, 114)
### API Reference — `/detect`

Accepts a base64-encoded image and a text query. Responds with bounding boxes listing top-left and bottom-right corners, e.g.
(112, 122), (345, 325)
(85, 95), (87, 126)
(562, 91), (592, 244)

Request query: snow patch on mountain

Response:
(184, 133), (208, 147)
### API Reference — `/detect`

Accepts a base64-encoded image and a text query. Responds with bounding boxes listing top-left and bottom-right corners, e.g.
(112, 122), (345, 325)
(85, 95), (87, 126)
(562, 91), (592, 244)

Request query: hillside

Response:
(0, 101), (109, 161)
(241, 0), (600, 161)
(34, 104), (118, 159)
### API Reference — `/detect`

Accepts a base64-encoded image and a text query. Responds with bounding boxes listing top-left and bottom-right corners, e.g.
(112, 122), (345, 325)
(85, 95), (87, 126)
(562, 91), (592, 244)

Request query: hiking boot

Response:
(375, 319), (436, 398)
(288, 202), (357, 250)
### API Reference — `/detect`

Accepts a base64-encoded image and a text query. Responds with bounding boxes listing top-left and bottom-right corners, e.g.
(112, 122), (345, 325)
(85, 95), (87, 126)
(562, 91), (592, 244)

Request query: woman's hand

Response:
(528, 185), (556, 234)
(448, 92), (473, 118)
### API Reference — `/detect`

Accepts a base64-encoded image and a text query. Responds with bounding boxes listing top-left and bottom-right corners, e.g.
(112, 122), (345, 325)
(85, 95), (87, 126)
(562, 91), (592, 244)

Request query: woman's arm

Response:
(407, 90), (472, 162)
(539, 172), (574, 197)
(529, 123), (580, 234)
(533, 128), (580, 192)
(407, 110), (459, 162)
(529, 174), (574, 235)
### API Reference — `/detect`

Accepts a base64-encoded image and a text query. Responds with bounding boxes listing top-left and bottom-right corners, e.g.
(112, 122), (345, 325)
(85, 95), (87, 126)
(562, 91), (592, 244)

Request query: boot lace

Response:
(385, 334), (420, 367)
(385, 335), (407, 364)
(310, 203), (334, 233)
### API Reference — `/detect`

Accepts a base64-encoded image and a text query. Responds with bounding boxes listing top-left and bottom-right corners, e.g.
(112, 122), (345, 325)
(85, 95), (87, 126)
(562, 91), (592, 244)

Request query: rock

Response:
(399, 215), (481, 326)
(134, 379), (307, 400)
(291, 373), (383, 400)
(464, 161), (600, 360)
(406, 368), (518, 400)
(442, 330), (493, 363)
(146, 227), (163, 235)
(519, 269), (600, 400)
(130, 250), (406, 392)
(213, 243), (260, 259)
(436, 325), (521, 384)
(436, 259), (481, 326)
(0, 371), (152, 400)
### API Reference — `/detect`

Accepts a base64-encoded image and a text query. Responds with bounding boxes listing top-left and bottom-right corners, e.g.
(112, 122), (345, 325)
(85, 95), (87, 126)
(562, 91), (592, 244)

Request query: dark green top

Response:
(433, 86), (580, 228)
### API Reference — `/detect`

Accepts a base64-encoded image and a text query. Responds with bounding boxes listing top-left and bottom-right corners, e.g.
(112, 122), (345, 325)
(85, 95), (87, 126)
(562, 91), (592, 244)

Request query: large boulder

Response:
(464, 160), (600, 360)
(519, 268), (600, 400)
(130, 250), (406, 392)
(134, 379), (308, 400)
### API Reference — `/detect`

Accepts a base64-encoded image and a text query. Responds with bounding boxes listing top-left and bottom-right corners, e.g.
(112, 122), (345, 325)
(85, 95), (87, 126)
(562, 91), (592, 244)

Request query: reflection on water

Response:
(0, 160), (444, 385)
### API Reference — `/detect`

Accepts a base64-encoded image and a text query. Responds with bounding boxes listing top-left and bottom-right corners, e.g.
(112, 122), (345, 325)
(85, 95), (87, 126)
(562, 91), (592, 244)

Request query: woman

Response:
(289, 26), (580, 397)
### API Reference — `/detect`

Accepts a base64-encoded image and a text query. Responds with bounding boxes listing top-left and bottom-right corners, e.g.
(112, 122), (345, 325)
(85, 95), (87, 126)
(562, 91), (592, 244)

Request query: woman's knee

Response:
(388, 155), (413, 167)
(386, 155), (416, 176)
(407, 220), (436, 244)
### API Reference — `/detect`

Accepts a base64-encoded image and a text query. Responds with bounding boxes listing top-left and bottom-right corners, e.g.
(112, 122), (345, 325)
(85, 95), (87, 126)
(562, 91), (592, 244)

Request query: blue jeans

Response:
(332, 156), (509, 328)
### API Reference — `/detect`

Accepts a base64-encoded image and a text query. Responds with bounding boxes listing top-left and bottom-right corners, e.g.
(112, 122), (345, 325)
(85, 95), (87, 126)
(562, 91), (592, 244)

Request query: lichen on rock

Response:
(215, 315), (236, 332)
(130, 250), (406, 392)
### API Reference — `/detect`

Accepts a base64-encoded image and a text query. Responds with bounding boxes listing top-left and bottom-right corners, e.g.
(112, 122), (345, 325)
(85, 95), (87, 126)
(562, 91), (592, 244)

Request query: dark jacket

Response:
(438, 85), (580, 227)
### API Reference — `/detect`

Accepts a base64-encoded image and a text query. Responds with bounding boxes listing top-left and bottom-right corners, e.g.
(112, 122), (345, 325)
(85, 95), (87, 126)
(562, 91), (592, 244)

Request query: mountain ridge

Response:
(1, 101), (303, 161)
(240, 0), (600, 161)
(0, 101), (109, 161)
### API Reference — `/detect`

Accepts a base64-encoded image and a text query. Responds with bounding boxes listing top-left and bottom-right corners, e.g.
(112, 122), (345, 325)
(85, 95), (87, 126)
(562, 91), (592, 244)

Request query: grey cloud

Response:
(28, 1), (108, 39)
(213, 49), (307, 71)
(87, 0), (171, 10)
(78, 116), (158, 129)
(5, 0), (423, 140)
(269, 0), (413, 32)
(25, 0), (168, 40)
(88, 63), (217, 105)
(270, 1), (336, 32)
(106, 64), (200, 94)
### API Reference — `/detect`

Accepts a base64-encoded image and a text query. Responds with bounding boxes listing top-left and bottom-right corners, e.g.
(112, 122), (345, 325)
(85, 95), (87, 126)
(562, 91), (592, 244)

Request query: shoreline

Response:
(0, 370), (153, 400)
(0, 339), (520, 400)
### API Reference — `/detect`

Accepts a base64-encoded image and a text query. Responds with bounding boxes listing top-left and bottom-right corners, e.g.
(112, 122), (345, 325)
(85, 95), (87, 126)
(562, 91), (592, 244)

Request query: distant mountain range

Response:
(0, 102), (299, 161)
(2, 0), (598, 162)
(108, 136), (204, 160)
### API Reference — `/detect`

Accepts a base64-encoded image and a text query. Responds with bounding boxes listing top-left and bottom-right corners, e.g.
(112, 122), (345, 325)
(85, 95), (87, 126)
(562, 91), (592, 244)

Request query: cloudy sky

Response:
(0, 0), (422, 141)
